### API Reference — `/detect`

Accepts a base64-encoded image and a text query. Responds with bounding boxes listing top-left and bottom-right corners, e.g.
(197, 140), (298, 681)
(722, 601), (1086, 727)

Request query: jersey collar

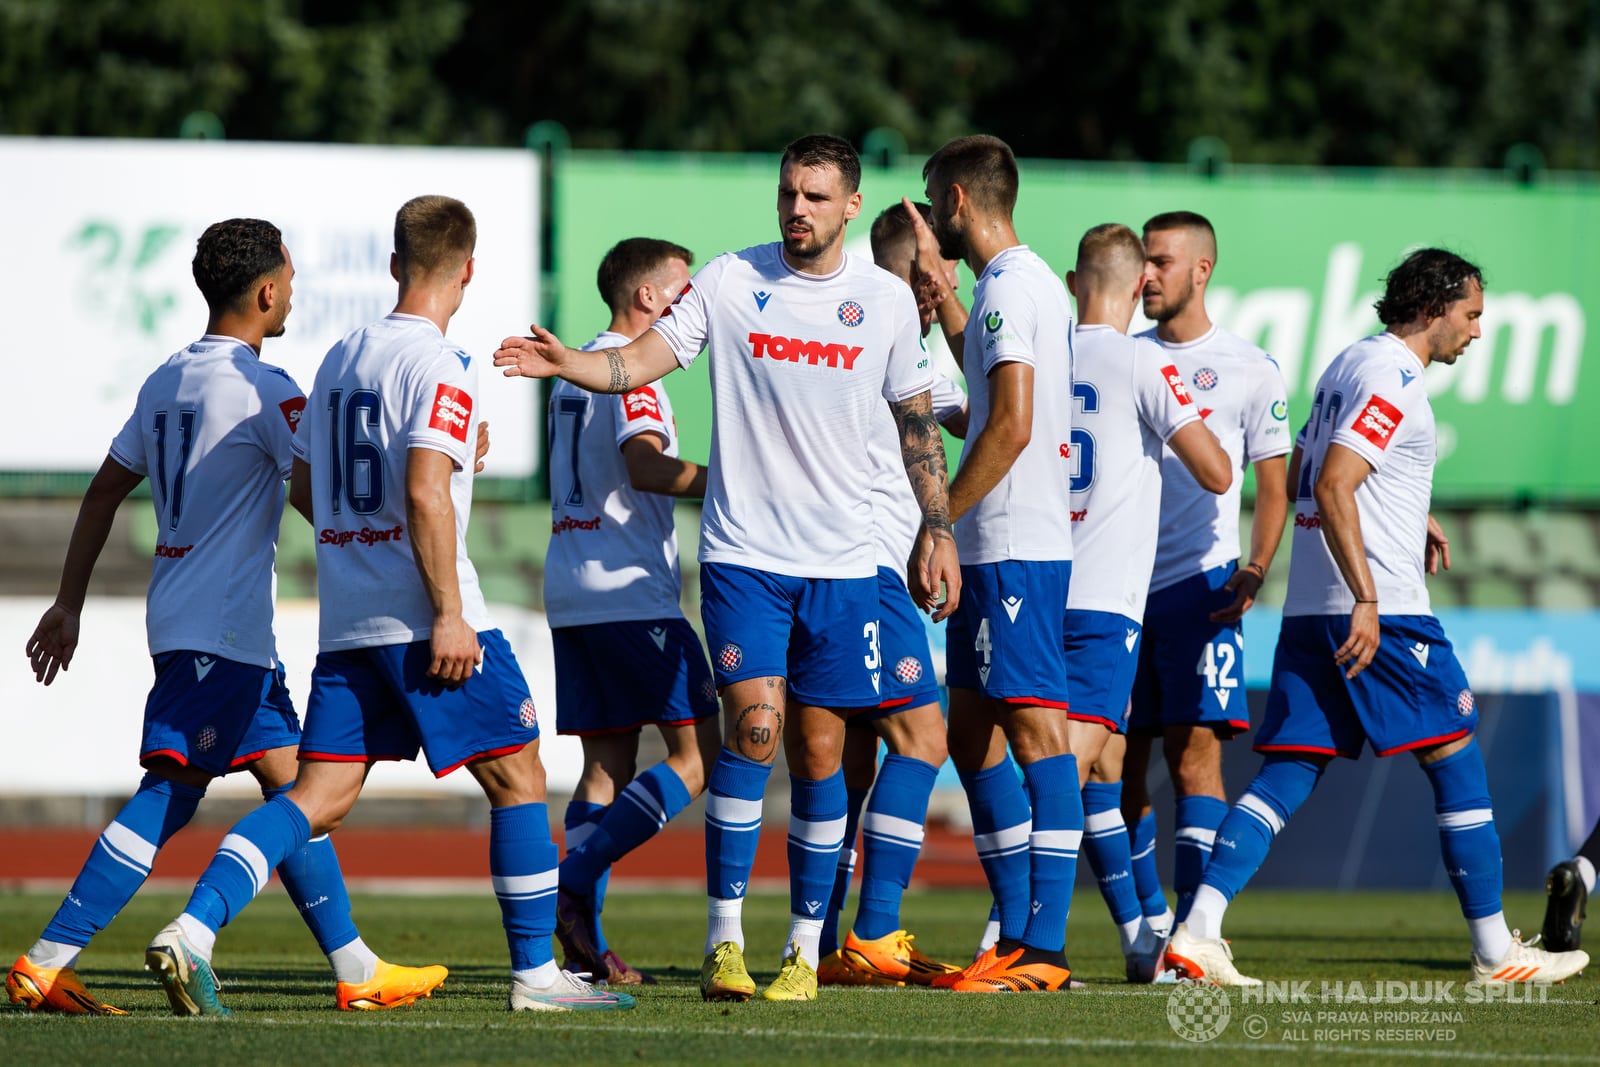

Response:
(195, 333), (258, 357)
(385, 312), (442, 334)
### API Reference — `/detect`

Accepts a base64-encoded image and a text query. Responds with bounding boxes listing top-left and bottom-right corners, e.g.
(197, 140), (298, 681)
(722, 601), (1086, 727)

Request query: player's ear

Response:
(257, 277), (275, 314)
(390, 252), (401, 284)
(1065, 270), (1079, 299)
(461, 256), (475, 289)
(844, 190), (862, 221)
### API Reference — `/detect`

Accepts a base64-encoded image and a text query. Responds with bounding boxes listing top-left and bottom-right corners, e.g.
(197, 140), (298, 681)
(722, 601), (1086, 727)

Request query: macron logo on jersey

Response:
(748, 333), (863, 370)
(429, 384), (472, 443)
(1162, 365), (1195, 406)
(753, 290), (772, 311)
(278, 396), (306, 432)
(623, 387), (662, 422)
(1352, 394), (1403, 450)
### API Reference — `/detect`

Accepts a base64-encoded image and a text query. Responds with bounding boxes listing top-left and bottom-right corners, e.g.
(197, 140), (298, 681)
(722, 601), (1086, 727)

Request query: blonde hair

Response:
(394, 195), (476, 281)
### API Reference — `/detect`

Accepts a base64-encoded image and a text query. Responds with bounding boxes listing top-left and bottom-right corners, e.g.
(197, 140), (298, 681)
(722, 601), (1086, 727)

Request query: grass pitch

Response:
(1, 888), (1594, 1065)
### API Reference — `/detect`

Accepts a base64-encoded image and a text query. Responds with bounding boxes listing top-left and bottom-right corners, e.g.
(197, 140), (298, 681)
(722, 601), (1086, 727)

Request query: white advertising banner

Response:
(0, 137), (542, 477)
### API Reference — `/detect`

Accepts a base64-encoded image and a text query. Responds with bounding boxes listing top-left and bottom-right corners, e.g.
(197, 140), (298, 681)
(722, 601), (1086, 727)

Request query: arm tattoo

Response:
(605, 348), (631, 393)
(891, 392), (953, 534)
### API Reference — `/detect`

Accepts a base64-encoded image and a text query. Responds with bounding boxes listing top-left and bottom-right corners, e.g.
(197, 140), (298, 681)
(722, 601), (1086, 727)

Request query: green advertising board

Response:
(554, 153), (1600, 502)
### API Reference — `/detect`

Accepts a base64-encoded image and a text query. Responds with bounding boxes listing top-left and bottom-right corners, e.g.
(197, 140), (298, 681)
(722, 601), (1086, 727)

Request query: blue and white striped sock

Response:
(1020, 754), (1082, 953)
(1081, 781), (1142, 928)
(855, 755), (939, 940)
(490, 802), (559, 973)
(959, 761), (1032, 942)
(786, 771), (848, 968)
(180, 792), (312, 956)
(1173, 794), (1228, 922)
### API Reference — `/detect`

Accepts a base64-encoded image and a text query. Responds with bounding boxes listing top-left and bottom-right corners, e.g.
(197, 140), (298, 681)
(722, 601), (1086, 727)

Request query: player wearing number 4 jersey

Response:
(545, 238), (720, 986)
(1056, 224), (1231, 983)
(1123, 211), (1291, 936)
(9, 219), (443, 1018)
(1168, 248), (1589, 987)
(146, 198), (631, 1015)
(495, 135), (959, 1004)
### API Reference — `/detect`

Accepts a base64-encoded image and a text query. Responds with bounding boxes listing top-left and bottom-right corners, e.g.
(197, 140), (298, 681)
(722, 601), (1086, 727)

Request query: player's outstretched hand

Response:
(494, 324), (568, 379)
(1425, 514), (1451, 575)
(1209, 565), (1263, 623)
(474, 420), (491, 474)
(26, 603), (79, 686)
(909, 527), (961, 622)
(428, 613), (482, 686)
(1334, 601), (1380, 679)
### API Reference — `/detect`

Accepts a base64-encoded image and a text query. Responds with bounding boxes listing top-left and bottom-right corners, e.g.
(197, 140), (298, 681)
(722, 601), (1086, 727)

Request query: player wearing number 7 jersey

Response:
(1168, 248), (1589, 987)
(11, 219), (444, 1018)
(146, 198), (632, 1015)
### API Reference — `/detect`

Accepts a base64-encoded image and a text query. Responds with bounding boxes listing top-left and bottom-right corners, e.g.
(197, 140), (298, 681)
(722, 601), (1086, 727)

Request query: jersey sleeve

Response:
(882, 281), (935, 402)
(974, 273), (1040, 378)
(406, 345), (479, 470)
(929, 371), (968, 422)
(252, 365), (308, 479)
(1243, 356), (1292, 461)
(1330, 372), (1425, 471)
(612, 382), (675, 450)
(649, 255), (725, 369)
(107, 403), (147, 477)
(1132, 339), (1201, 441)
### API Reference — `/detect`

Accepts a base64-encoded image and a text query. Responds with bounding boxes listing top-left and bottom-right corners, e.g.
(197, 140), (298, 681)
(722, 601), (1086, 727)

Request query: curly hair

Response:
(1374, 248), (1484, 326)
(192, 219), (285, 313)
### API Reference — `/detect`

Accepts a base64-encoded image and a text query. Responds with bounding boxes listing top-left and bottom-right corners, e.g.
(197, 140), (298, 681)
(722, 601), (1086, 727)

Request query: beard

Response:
(1143, 279), (1192, 323)
(930, 216), (965, 262)
(782, 218), (842, 262)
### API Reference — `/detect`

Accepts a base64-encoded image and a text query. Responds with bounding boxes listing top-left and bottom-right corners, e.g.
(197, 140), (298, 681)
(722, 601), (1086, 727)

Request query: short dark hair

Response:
(922, 135), (1018, 215)
(780, 134), (861, 194)
(869, 201), (933, 266)
(596, 237), (694, 314)
(395, 195), (476, 281)
(1143, 211), (1217, 261)
(1374, 248), (1485, 326)
(1075, 222), (1145, 281)
(192, 219), (285, 313)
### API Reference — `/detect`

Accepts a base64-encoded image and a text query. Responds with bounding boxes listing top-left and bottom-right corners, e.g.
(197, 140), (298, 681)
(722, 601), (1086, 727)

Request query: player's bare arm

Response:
(947, 361), (1032, 522)
(1426, 513), (1451, 575)
(1212, 453), (1288, 623)
(474, 419), (490, 474)
(1313, 444), (1380, 679)
(622, 433), (708, 498)
(1285, 444), (1304, 505)
(287, 457), (314, 524)
(405, 447), (481, 685)
(494, 324), (679, 394)
(27, 457), (143, 685)
(892, 389), (961, 621)
(1167, 420), (1232, 495)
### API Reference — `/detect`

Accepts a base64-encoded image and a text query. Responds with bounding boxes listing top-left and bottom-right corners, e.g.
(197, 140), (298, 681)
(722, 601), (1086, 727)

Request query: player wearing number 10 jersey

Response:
(147, 198), (630, 1015)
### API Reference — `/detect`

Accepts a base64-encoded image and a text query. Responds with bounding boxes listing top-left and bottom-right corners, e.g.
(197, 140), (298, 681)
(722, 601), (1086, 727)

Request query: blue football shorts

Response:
(699, 561), (881, 708)
(552, 617), (718, 735)
(1128, 562), (1250, 737)
(298, 629), (540, 777)
(140, 651), (300, 777)
(1255, 613), (1477, 758)
(945, 559), (1071, 707)
(850, 567), (943, 724)
(1063, 610), (1141, 734)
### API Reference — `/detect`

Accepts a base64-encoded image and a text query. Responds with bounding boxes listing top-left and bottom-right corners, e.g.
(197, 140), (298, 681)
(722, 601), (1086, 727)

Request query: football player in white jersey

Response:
(495, 135), (959, 1003)
(145, 198), (633, 1015)
(11, 219), (443, 1017)
(1122, 211), (1291, 934)
(1054, 223), (1232, 982)
(1166, 248), (1590, 986)
(913, 135), (1081, 993)
(816, 201), (969, 988)
(545, 237), (721, 986)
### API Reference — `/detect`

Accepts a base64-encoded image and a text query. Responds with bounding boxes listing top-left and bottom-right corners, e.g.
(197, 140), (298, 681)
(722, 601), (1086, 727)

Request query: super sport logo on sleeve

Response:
(1351, 394), (1403, 449)
(429, 384), (472, 442)
(623, 387), (662, 421)
(1162, 364), (1195, 405)
(278, 396), (307, 432)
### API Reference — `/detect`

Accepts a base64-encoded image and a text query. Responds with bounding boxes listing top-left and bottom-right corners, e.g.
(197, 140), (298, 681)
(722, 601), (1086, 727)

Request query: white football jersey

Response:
(293, 313), (490, 650)
(956, 245), (1075, 565)
(109, 335), (304, 668)
(1284, 332), (1434, 617)
(1066, 325), (1201, 620)
(869, 370), (968, 581)
(650, 243), (931, 579)
(544, 331), (686, 627)
(1137, 324), (1291, 591)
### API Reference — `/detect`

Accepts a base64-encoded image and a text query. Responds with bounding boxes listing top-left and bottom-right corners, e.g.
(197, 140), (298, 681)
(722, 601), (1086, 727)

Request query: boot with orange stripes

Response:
(949, 943), (1073, 992)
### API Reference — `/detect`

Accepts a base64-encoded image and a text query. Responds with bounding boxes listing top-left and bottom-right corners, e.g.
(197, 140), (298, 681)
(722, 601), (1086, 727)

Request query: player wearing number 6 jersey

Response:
(10, 219), (443, 1018)
(146, 198), (632, 1015)
(1167, 248), (1589, 987)
(1057, 224), (1231, 982)
(545, 238), (721, 986)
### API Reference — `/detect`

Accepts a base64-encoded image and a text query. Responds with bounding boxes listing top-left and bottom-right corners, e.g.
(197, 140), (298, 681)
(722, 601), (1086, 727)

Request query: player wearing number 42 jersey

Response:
(146, 198), (632, 1015)
(1167, 247), (1589, 987)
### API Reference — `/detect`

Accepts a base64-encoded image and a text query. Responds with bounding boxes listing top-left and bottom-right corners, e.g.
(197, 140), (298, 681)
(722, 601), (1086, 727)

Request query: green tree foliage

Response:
(3, 0), (1597, 168)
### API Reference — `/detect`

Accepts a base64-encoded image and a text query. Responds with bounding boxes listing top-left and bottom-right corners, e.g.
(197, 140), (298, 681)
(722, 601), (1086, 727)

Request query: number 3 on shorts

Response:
(863, 620), (881, 671)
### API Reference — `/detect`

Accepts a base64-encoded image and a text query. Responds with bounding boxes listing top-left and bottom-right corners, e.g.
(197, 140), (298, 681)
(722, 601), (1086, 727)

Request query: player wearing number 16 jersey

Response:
(147, 198), (631, 1015)
(1169, 248), (1588, 987)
